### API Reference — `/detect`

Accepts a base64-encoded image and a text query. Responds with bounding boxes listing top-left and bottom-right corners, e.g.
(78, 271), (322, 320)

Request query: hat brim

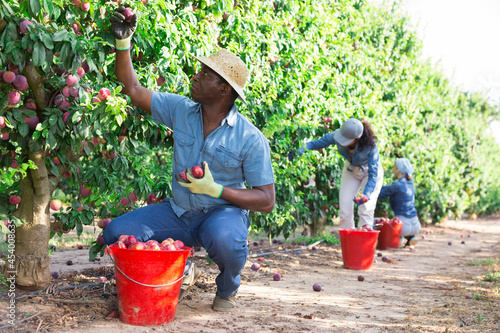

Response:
(334, 131), (356, 146)
(194, 56), (246, 103)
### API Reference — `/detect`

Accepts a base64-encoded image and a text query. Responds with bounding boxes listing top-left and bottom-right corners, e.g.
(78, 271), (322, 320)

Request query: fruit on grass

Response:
(382, 256), (388, 262)
(273, 273), (281, 281)
(257, 257), (264, 262)
(50, 199), (62, 211)
(66, 260), (73, 265)
(51, 271), (59, 279)
(448, 241), (452, 246)
(191, 165), (204, 178)
(77, 244), (83, 249)
(465, 294), (472, 299)
(377, 252), (383, 257)
(251, 263), (260, 271)
(357, 275), (365, 282)
(313, 283), (322, 292)
(9, 195), (21, 205)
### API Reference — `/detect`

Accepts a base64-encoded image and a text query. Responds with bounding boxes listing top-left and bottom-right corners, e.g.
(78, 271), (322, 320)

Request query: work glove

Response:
(176, 161), (224, 199)
(353, 193), (369, 206)
(110, 6), (137, 51)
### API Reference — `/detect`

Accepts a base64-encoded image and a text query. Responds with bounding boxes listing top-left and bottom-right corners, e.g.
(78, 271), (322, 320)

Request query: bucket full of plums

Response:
(339, 225), (380, 270)
(374, 217), (403, 250)
(106, 236), (192, 326)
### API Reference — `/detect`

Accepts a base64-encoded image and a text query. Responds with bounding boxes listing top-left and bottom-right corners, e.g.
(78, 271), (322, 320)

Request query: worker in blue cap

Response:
(378, 158), (421, 247)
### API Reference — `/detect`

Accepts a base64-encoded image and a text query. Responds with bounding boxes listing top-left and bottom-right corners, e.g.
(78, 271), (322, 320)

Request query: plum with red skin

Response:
(161, 243), (176, 251)
(50, 199), (62, 211)
(2, 71), (15, 83)
(146, 243), (161, 251)
(179, 170), (188, 182)
(98, 88), (111, 101)
(8, 91), (21, 105)
(129, 242), (146, 250)
(191, 165), (204, 178)
(251, 263), (260, 271)
(273, 273), (281, 281)
(357, 275), (365, 281)
(123, 7), (134, 22)
(51, 271), (59, 279)
(313, 283), (322, 292)
(173, 240), (185, 249)
(66, 75), (78, 87)
(8, 195), (21, 205)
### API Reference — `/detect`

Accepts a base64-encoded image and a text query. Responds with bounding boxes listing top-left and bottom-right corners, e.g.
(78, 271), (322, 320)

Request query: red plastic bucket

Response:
(376, 222), (403, 250)
(339, 229), (380, 270)
(107, 246), (191, 326)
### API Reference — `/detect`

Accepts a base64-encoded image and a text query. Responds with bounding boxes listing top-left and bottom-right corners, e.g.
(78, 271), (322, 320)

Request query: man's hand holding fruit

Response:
(176, 161), (224, 199)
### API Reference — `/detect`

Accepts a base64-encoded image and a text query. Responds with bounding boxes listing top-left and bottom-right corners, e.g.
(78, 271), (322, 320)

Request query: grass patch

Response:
(482, 271), (500, 282)
(468, 257), (500, 267)
(295, 232), (340, 245)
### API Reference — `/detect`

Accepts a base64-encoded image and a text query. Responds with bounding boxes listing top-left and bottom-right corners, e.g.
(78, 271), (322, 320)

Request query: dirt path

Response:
(1, 217), (499, 332)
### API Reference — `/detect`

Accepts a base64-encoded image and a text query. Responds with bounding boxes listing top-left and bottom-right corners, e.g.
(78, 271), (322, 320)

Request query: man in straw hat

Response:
(103, 7), (275, 312)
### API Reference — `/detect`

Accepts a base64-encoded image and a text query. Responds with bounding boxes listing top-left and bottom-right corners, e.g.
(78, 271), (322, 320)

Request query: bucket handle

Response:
(106, 246), (193, 288)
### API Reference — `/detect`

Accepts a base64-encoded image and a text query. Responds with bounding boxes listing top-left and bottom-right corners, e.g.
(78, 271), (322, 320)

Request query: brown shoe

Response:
(212, 291), (238, 312)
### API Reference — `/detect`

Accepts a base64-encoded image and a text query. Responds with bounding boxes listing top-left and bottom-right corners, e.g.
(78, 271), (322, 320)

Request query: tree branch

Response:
(22, 61), (49, 116)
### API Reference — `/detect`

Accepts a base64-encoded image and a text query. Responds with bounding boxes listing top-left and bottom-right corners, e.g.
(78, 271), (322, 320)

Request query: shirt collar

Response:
(195, 103), (238, 128)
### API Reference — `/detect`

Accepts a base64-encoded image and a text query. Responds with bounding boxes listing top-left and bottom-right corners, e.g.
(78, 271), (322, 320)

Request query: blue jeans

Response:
(103, 199), (250, 298)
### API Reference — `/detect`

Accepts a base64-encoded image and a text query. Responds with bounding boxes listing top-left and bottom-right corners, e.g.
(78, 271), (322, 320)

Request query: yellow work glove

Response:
(176, 161), (224, 198)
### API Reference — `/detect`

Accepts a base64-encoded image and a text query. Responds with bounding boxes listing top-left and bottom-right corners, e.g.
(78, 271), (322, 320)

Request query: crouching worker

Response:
(103, 7), (275, 312)
(378, 158), (421, 248)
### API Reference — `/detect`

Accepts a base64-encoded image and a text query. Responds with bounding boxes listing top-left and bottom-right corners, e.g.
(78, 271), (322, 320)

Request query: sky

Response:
(370, 0), (500, 143)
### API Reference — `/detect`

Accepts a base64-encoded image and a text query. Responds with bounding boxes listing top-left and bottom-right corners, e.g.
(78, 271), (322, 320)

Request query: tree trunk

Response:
(309, 209), (327, 237)
(13, 150), (51, 290)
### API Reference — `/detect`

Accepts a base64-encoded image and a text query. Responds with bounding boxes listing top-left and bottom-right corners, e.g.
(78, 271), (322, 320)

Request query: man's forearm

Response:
(220, 185), (275, 214)
(115, 49), (139, 96)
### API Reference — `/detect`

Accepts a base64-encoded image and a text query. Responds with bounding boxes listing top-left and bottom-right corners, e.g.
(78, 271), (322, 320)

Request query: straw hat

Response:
(194, 49), (249, 103)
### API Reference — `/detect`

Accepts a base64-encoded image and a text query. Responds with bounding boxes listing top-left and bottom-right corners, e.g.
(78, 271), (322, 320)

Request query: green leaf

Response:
(52, 30), (68, 42)
(40, 33), (54, 50)
(89, 244), (104, 261)
(32, 130), (41, 141)
(0, 97), (8, 111)
(33, 40), (46, 67)
(30, 0), (41, 15)
(48, 114), (58, 126)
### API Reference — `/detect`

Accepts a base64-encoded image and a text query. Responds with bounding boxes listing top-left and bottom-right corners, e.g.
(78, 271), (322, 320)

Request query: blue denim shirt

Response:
(305, 130), (380, 196)
(151, 92), (275, 217)
(378, 178), (418, 218)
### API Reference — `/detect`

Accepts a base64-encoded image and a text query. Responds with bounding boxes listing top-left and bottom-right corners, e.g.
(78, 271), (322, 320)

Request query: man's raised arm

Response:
(110, 6), (153, 114)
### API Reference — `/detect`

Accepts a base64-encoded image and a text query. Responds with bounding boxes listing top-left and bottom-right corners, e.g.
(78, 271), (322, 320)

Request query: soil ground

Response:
(1, 216), (499, 332)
